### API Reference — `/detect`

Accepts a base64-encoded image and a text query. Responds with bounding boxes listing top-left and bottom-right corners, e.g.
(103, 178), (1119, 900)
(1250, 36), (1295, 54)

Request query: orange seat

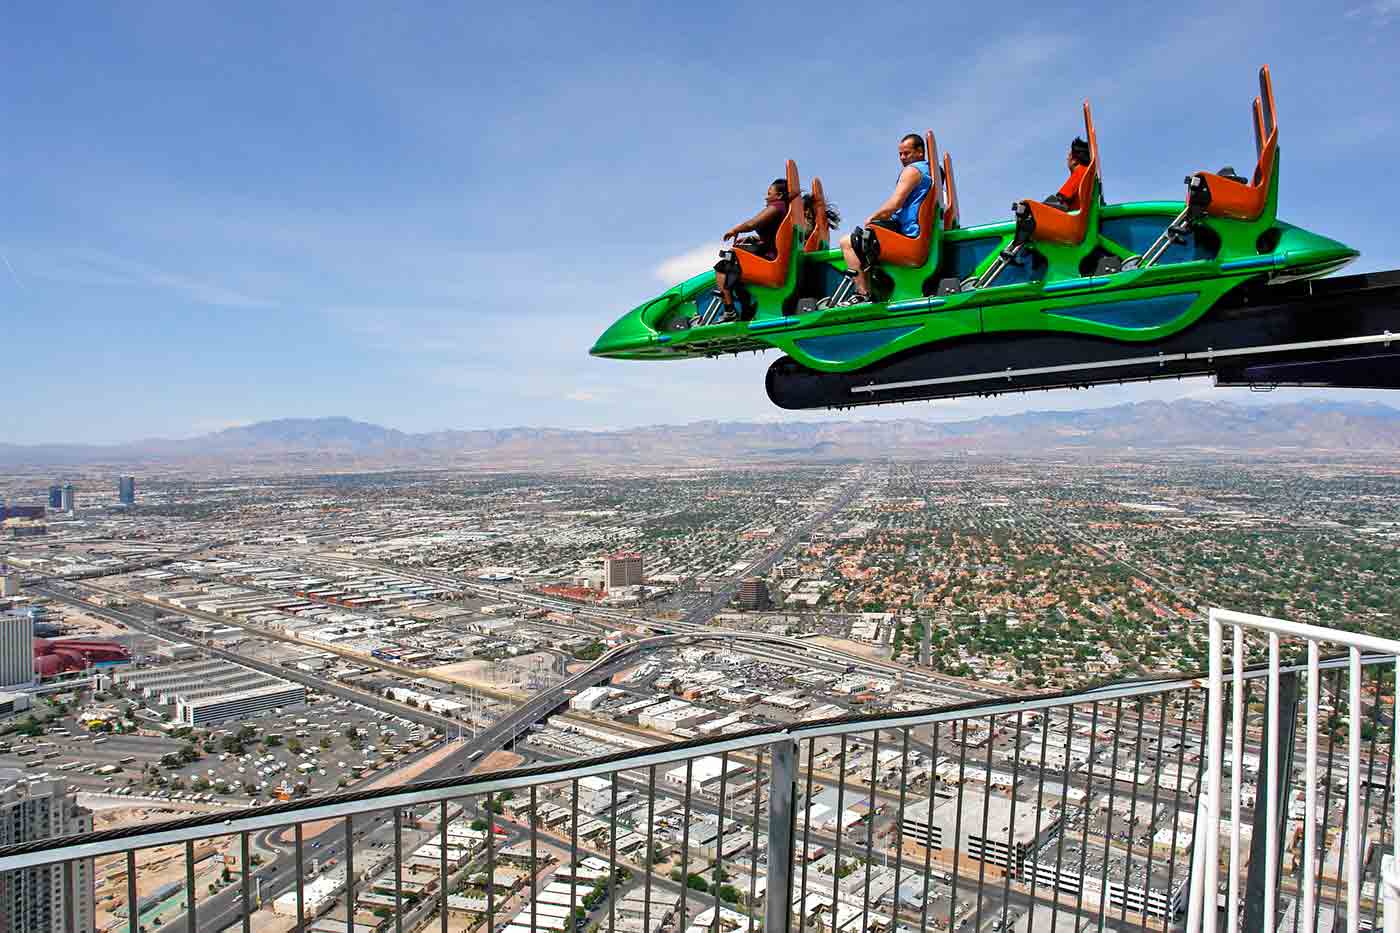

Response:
(1021, 102), (1098, 246)
(1196, 65), (1277, 222)
(804, 177), (830, 251)
(868, 130), (939, 267)
(941, 152), (960, 231)
(734, 160), (802, 288)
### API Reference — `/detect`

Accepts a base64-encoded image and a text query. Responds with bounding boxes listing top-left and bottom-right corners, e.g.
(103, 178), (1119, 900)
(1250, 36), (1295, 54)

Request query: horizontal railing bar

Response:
(1212, 608), (1400, 657)
(786, 649), (1385, 742)
(0, 646), (1390, 873)
(0, 726), (780, 871)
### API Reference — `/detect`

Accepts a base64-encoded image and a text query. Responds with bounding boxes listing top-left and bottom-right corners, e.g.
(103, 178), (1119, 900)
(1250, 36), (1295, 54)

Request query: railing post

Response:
(764, 737), (798, 933)
(1187, 609), (1226, 933)
(1243, 669), (1298, 931)
(1382, 854), (1400, 933)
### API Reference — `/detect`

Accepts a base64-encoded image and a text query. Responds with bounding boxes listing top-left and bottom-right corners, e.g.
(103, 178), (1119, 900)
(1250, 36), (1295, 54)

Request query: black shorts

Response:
(869, 219), (901, 232)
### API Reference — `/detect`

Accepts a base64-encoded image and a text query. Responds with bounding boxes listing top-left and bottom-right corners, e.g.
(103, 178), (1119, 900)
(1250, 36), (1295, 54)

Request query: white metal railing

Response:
(3, 606), (1395, 932)
(1189, 608), (1400, 933)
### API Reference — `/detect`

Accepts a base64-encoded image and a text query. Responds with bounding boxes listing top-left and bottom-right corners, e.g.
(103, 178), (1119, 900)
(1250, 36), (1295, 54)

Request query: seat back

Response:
(765, 160), (802, 270)
(1251, 64), (1278, 186)
(1019, 101), (1101, 248)
(1259, 63), (1277, 140)
(918, 130), (939, 240)
(1198, 64), (1278, 222)
(1082, 100), (1100, 203)
(942, 153), (959, 230)
(804, 177), (829, 251)
(1260, 96), (1271, 159)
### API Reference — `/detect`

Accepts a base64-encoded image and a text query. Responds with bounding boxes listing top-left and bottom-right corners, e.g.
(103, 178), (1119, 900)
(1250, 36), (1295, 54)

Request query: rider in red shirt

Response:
(1048, 136), (1092, 211)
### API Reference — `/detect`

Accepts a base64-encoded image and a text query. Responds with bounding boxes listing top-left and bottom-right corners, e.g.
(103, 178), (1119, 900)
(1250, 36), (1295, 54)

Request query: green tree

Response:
(574, 641), (606, 661)
(12, 716), (43, 738)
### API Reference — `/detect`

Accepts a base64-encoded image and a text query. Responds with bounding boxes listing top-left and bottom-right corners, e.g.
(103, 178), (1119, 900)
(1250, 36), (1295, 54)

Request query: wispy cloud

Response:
(1347, 0), (1400, 22)
(564, 386), (622, 403)
(0, 248), (24, 292)
(182, 417), (254, 436)
(18, 247), (275, 309)
(654, 244), (720, 283)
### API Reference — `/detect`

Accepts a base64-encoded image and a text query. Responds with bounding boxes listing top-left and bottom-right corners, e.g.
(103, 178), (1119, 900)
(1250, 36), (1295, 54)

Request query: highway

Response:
(681, 479), (863, 624)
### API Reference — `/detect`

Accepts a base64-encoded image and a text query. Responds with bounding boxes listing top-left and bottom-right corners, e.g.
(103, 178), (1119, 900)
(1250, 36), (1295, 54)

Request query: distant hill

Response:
(2, 400), (1398, 469)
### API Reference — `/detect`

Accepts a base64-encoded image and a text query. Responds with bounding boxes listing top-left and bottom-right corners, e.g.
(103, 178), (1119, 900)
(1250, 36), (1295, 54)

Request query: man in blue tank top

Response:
(837, 133), (931, 303)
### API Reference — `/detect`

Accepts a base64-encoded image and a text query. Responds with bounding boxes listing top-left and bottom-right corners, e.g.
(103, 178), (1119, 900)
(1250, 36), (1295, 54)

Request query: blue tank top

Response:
(890, 160), (932, 237)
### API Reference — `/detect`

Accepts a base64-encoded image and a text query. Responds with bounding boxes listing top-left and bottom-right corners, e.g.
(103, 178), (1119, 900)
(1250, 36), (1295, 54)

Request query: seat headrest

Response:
(1258, 64), (1276, 139)
(786, 160), (801, 205)
(1082, 101), (1100, 178)
(924, 130), (940, 206)
(805, 177), (828, 251)
(941, 153), (959, 230)
(1252, 97), (1265, 158)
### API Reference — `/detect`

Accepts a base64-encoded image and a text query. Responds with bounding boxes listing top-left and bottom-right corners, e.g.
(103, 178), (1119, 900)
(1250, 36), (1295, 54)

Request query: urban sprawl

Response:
(0, 457), (1396, 931)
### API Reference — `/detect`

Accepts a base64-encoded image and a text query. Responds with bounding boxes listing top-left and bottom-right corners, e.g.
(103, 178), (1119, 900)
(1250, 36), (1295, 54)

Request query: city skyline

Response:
(6, 3), (1400, 444)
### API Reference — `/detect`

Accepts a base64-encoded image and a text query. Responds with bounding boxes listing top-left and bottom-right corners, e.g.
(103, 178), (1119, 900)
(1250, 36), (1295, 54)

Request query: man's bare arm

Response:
(866, 165), (922, 225)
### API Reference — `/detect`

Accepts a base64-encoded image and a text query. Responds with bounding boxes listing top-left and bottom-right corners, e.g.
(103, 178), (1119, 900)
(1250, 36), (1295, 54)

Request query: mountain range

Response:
(3, 400), (1399, 470)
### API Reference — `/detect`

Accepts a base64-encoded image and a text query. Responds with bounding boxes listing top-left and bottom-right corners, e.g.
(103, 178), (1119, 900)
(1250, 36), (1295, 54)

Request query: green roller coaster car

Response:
(590, 66), (1358, 381)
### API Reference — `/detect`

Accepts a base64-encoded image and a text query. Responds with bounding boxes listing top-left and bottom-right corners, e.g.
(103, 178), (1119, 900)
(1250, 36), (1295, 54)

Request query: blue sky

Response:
(4, 1), (1399, 444)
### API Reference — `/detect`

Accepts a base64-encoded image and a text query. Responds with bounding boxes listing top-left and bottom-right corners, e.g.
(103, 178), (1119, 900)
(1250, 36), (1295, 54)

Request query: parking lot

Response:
(1, 690), (441, 804)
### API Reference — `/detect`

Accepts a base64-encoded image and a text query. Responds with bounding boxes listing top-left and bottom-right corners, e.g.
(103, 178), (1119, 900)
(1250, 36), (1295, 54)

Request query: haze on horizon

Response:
(5, 2), (1399, 445)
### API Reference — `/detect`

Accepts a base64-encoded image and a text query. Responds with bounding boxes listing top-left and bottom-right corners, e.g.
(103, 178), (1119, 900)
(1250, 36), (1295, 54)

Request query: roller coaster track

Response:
(767, 269), (1400, 409)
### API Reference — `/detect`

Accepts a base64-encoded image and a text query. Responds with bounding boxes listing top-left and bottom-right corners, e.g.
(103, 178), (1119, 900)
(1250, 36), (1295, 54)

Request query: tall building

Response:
(736, 577), (770, 611)
(0, 774), (96, 932)
(0, 616), (34, 688)
(46, 486), (61, 510)
(604, 552), (644, 591)
(116, 476), (135, 506)
(59, 485), (74, 513)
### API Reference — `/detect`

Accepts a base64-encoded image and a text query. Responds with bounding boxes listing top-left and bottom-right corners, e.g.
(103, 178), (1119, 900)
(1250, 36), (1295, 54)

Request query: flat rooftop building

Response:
(117, 658), (305, 726)
(901, 789), (1059, 878)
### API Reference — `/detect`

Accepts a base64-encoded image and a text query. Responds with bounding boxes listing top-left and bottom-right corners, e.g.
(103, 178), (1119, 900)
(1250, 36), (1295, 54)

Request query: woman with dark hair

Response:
(722, 177), (792, 259)
(709, 180), (842, 321)
(711, 178), (794, 318)
(803, 193), (842, 236)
